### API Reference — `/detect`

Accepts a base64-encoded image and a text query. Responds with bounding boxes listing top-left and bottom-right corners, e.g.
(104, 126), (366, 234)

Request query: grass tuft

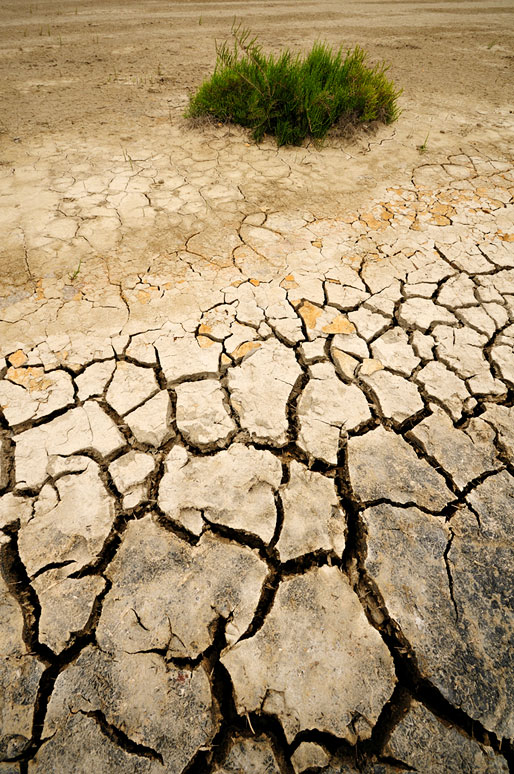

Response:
(417, 131), (429, 153)
(186, 23), (402, 146)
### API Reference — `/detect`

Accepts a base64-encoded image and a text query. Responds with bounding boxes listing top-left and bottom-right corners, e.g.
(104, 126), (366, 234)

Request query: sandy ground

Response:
(1, 0), (513, 139)
(0, 0), (513, 312)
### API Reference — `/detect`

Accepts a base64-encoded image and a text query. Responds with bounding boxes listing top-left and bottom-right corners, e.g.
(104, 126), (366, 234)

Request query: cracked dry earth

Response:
(1, 3), (514, 774)
(1, 155), (514, 774)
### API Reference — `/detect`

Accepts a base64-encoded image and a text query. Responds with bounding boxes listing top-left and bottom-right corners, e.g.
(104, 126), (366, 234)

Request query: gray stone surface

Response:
(222, 566), (396, 743)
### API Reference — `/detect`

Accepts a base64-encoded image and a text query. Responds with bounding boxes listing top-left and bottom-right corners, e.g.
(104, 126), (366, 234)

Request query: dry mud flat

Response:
(0, 1), (514, 773)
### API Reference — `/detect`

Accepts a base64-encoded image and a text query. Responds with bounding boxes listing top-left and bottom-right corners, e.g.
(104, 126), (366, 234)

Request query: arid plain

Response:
(0, 1), (513, 772)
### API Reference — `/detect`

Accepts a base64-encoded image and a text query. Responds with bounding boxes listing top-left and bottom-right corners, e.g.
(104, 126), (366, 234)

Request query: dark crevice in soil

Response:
(202, 517), (272, 558)
(286, 369), (310, 445)
(186, 653), (297, 774)
(153, 506), (202, 546)
(358, 683), (413, 761)
(0, 525), (53, 662)
(281, 548), (342, 575)
(269, 463), (289, 549)
(78, 709), (164, 764)
(30, 559), (75, 582)
(236, 567), (280, 643)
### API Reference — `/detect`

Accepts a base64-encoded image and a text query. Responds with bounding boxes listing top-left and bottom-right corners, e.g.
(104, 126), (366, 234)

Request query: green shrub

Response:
(186, 24), (402, 146)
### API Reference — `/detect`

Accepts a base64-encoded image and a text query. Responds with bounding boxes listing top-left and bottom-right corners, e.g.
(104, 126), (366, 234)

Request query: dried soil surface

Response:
(0, 1), (513, 773)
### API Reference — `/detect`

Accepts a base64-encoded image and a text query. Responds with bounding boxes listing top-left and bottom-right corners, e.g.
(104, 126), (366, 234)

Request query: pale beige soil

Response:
(1, 4), (514, 772)
(0, 0), (513, 323)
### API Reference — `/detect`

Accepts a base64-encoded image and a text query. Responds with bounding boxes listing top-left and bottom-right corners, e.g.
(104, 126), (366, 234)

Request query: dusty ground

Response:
(0, 2), (513, 773)
(0, 0), (513, 309)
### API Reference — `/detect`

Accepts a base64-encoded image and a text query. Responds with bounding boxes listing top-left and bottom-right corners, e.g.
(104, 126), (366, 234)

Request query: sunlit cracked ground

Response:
(1, 1), (514, 773)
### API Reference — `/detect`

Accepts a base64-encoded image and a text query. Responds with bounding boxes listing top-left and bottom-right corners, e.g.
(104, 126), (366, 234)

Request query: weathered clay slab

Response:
(158, 444), (282, 541)
(18, 459), (115, 578)
(213, 735), (281, 774)
(227, 338), (301, 446)
(348, 425), (453, 509)
(385, 700), (508, 773)
(13, 402), (125, 490)
(298, 362), (370, 463)
(0, 569), (44, 754)
(222, 566), (396, 743)
(276, 461), (346, 560)
(41, 645), (217, 773)
(97, 514), (267, 657)
(364, 497), (514, 741)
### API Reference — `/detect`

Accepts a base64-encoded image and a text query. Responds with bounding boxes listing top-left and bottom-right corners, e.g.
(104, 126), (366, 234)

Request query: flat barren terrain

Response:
(0, 2), (513, 773)
(0, 0), (513, 304)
